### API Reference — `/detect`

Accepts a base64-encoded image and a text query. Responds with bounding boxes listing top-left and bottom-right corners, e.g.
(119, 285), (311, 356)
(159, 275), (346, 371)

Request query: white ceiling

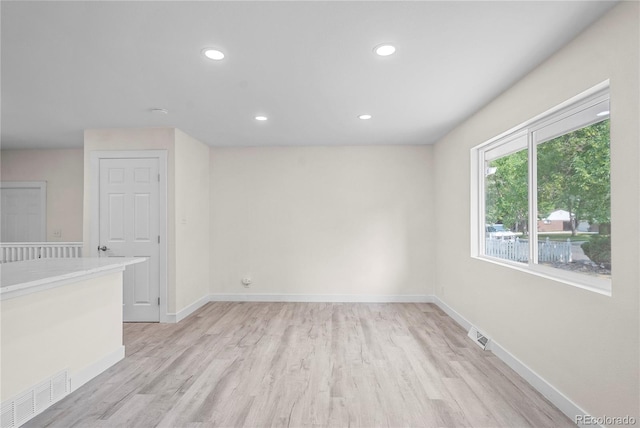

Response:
(1, 1), (616, 149)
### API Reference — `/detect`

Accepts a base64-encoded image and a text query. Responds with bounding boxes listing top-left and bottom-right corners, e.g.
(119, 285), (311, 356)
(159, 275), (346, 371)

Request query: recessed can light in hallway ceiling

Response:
(358, 114), (372, 120)
(373, 44), (396, 57)
(255, 116), (268, 121)
(202, 48), (225, 60)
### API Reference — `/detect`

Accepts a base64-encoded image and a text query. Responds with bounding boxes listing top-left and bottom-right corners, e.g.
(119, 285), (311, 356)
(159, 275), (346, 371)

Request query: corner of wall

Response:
(173, 129), (211, 315)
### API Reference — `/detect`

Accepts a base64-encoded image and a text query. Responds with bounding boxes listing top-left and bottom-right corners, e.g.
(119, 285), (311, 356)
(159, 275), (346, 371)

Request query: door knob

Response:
(98, 245), (109, 251)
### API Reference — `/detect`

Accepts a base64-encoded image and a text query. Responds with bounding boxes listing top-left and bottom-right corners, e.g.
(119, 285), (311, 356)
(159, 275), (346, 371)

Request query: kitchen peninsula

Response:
(1, 257), (144, 425)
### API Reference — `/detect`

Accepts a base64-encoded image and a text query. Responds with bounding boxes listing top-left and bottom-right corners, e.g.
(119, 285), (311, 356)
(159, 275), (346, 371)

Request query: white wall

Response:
(210, 145), (434, 298)
(1, 272), (122, 400)
(0, 149), (83, 241)
(433, 2), (638, 420)
(175, 129), (210, 312)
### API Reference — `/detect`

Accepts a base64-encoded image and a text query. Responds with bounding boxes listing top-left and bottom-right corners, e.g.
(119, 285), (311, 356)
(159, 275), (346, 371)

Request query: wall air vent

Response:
(0, 370), (69, 428)
(1, 404), (15, 428)
(467, 326), (491, 350)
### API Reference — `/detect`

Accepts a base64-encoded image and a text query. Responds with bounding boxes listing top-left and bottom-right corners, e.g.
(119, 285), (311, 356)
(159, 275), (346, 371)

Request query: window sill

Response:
(472, 254), (612, 296)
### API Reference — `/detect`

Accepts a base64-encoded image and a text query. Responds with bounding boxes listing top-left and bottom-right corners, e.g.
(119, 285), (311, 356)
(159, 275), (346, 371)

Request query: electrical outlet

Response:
(242, 277), (252, 287)
(53, 229), (62, 238)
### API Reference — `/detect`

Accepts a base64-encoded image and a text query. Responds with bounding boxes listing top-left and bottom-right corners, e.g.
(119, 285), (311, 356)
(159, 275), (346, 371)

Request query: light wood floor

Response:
(27, 302), (573, 427)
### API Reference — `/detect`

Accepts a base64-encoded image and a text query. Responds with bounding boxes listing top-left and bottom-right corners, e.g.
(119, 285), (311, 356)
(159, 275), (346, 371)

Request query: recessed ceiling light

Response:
(358, 114), (372, 120)
(374, 44), (396, 57)
(597, 110), (610, 117)
(255, 116), (268, 121)
(202, 48), (225, 60)
(150, 108), (168, 114)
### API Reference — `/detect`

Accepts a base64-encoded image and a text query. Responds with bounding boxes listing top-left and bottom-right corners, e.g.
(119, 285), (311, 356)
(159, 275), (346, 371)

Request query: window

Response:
(472, 82), (611, 294)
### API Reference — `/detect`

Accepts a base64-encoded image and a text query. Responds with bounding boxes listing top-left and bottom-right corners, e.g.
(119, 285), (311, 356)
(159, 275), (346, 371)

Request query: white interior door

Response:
(99, 158), (160, 322)
(0, 182), (46, 242)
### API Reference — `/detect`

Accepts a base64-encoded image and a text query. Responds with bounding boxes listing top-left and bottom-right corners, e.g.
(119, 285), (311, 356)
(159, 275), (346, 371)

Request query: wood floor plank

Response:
(25, 302), (573, 428)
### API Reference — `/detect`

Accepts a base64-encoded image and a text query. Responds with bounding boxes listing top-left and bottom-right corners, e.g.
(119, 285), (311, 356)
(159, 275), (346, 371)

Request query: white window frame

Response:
(471, 81), (611, 296)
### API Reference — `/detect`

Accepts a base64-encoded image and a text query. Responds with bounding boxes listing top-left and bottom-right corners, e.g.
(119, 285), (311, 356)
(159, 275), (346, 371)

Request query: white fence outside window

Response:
(486, 237), (572, 263)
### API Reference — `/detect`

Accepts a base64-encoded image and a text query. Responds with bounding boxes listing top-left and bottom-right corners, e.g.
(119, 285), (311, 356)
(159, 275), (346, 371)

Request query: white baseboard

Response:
(162, 313), (176, 323)
(168, 294), (212, 323)
(70, 345), (124, 392)
(209, 293), (434, 303)
(164, 294), (433, 323)
(431, 295), (473, 331)
(488, 341), (596, 427)
(432, 296), (596, 428)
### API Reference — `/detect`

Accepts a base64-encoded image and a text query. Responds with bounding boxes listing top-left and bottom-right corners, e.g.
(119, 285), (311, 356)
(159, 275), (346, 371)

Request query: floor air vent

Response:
(0, 370), (69, 428)
(467, 326), (490, 350)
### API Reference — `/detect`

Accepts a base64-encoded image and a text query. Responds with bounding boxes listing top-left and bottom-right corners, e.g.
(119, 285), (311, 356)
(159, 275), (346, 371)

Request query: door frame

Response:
(0, 181), (47, 241)
(90, 150), (169, 322)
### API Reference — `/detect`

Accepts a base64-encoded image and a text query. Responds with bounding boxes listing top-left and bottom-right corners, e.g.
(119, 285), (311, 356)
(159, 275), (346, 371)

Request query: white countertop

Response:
(0, 257), (145, 300)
